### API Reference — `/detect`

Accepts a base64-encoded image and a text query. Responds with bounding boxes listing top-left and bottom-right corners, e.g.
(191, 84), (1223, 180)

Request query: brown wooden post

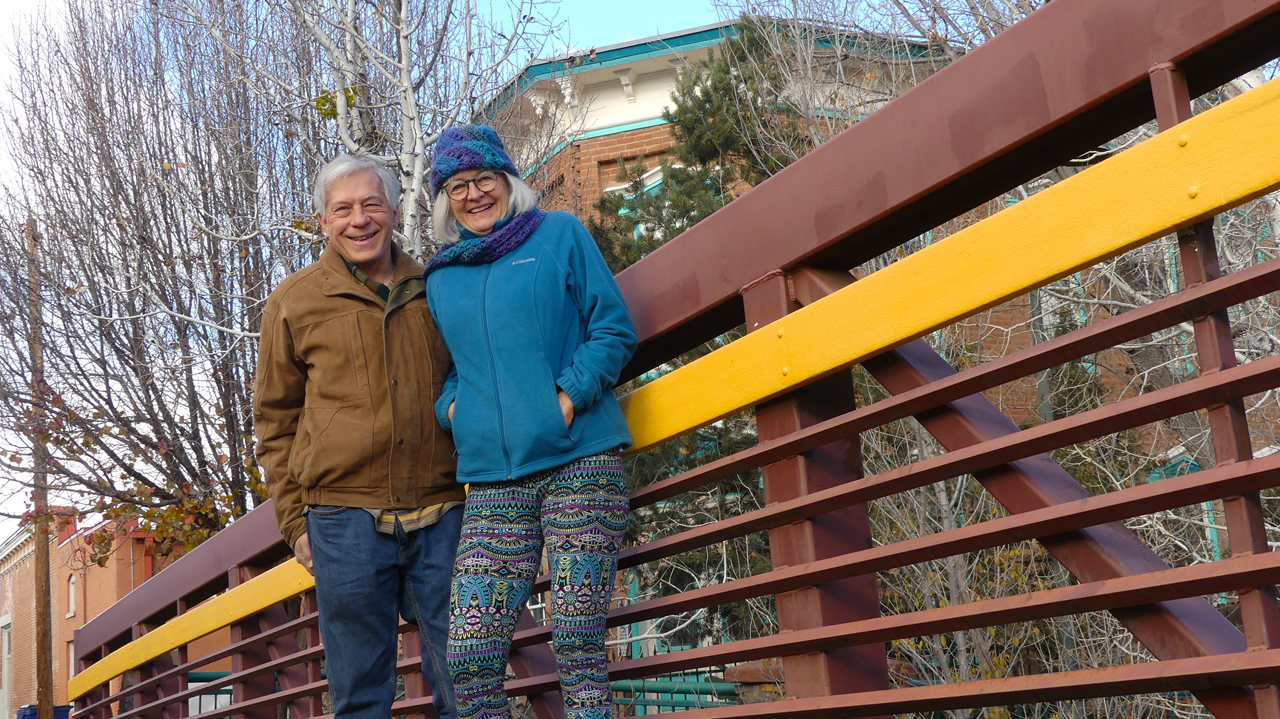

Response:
(228, 566), (276, 719)
(739, 269), (890, 703)
(1151, 62), (1280, 719)
(27, 219), (54, 719)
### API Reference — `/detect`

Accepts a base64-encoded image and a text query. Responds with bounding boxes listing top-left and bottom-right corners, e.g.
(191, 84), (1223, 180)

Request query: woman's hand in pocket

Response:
(557, 391), (575, 428)
(448, 401), (455, 423)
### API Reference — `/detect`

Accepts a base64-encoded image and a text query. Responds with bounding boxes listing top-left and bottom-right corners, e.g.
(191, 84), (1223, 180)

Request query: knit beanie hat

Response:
(429, 125), (520, 197)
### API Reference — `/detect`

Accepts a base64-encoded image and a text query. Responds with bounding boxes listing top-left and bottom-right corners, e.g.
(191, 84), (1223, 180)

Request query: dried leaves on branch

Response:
(0, 0), (554, 555)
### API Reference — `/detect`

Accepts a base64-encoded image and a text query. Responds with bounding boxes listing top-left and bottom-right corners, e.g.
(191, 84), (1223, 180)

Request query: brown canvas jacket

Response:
(254, 243), (463, 548)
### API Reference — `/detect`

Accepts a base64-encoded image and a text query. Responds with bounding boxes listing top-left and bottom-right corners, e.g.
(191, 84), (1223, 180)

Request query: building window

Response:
(68, 641), (76, 679)
(1, 623), (10, 690)
(67, 574), (77, 618)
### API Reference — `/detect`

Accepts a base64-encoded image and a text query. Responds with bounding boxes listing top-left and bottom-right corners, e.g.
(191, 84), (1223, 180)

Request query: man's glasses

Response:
(445, 171), (500, 200)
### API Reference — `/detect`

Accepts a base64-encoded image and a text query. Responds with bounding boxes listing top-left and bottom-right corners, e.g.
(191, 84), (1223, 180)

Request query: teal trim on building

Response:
(482, 22), (736, 122)
(521, 118), (672, 179)
(582, 117), (669, 139)
(520, 23), (735, 87)
(482, 18), (942, 123)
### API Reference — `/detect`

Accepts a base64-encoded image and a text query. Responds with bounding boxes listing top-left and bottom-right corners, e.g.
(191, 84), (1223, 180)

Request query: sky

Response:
(0, 0), (27, 544)
(0, 0), (722, 543)
(551, 0), (721, 53)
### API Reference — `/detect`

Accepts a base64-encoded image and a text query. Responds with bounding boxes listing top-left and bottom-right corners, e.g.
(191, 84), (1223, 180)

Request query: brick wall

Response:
(0, 525), (167, 718)
(535, 123), (677, 220)
(1, 535), (37, 719)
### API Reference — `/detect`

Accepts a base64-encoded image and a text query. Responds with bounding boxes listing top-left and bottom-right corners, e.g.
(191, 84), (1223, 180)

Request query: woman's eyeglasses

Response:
(445, 171), (500, 200)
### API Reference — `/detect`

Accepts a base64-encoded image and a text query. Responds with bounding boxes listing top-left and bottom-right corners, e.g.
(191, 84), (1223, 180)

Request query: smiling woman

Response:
(446, 170), (510, 235)
(430, 169), (539, 244)
(422, 124), (637, 719)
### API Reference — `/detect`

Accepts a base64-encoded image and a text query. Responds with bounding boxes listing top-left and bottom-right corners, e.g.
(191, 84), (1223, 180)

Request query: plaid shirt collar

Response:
(344, 259), (391, 304)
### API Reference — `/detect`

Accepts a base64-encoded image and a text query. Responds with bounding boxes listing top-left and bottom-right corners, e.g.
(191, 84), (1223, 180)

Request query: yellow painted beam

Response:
(68, 560), (314, 701)
(66, 74), (1280, 707)
(620, 76), (1280, 453)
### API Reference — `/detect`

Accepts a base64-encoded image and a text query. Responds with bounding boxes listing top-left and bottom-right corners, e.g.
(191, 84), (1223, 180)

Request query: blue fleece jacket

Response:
(427, 211), (637, 483)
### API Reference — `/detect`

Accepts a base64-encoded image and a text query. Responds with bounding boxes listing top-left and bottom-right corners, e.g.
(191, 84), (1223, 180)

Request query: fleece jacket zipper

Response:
(481, 263), (513, 479)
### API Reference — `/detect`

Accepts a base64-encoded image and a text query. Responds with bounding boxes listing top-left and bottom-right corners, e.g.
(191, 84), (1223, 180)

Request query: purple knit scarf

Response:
(424, 208), (546, 276)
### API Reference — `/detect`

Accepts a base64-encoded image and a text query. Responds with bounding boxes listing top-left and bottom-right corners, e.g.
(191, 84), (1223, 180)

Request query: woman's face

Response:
(446, 169), (511, 237)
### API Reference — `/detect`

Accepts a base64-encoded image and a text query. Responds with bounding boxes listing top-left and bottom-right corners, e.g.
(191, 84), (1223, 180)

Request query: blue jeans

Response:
(308, 505), (463, 719)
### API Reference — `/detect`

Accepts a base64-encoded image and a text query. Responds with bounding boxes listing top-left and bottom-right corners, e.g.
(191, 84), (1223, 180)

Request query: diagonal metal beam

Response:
(791, 267), (1260, 718)
(615, 0), (1280, 379)
(509, 452), (1280, 649)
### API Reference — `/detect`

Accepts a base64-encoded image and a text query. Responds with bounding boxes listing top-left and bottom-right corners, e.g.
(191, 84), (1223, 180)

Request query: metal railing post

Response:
(228, 566), (277, 719)
(1151, 61), (1280, 719)
(740, 269), (891, 704)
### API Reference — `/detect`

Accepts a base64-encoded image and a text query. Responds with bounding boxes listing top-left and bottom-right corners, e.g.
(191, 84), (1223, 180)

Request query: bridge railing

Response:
(72, 0), (1280, 717)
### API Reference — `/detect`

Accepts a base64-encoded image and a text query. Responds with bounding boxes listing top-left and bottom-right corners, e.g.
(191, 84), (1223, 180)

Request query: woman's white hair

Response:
(313, 154), (401, 215)
(432, 172), (538, 244)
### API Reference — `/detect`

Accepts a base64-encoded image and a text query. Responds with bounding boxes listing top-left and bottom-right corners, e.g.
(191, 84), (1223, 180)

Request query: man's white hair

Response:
(313, 154), (401, 215)
(432, 172), (538, 244)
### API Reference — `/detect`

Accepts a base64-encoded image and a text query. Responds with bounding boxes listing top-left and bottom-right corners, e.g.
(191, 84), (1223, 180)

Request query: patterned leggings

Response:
(447, 451), (629, 719)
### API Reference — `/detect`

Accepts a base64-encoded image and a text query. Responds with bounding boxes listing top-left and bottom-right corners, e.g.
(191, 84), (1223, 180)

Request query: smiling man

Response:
(254, 154), (464, 719)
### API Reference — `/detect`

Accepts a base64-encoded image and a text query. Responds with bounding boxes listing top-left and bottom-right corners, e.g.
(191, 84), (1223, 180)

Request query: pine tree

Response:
(588, 17), (806, 273)
(588, 18), (815, 652)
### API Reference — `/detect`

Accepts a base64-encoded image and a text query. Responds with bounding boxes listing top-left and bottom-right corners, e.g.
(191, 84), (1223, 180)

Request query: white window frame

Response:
(67, 573), (77, 618)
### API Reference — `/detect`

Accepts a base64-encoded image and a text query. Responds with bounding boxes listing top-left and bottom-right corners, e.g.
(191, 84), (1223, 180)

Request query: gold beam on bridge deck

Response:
(68, 74), (1280, 703)
(619, 75), (1280, 453)
(68, 560), (314, 701)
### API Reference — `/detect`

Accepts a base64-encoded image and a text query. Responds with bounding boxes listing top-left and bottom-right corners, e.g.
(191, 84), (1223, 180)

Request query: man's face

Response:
(317, 170), (397, 269)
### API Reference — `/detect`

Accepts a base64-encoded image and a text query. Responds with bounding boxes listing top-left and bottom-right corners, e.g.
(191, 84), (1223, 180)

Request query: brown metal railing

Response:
(72, 0), (1280, 717)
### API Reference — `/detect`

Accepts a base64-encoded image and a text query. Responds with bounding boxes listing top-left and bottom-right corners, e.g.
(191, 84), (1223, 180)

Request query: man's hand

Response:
(294, 533), (314, 575)
(448, 401), (455, 423)
(557, 390), (575, 428)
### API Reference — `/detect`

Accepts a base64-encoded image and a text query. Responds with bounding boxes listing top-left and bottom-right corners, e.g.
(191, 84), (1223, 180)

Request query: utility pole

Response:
(27, 218), (53, 719)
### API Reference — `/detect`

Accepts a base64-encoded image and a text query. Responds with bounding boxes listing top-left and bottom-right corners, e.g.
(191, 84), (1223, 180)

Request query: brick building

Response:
(0, 518), (176, 719)
(491, 20), (936, 219)
(484, 20), (1280, 476)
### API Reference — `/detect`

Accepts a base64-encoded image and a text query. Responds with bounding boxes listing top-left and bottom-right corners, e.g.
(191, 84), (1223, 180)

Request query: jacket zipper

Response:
(480, 264), (513, 479)
(385, 278), (426, 499)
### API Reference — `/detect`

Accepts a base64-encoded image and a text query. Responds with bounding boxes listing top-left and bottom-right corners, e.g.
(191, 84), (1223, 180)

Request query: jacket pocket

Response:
(296, 311), (373, 408)
(508, 362), (574, 470)
(408, 306), (448, 386)
(297, 404), (374, 489)
(450, 390), (482, 458)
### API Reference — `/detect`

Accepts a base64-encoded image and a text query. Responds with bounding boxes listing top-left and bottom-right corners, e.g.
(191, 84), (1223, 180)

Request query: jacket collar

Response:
(320, 242), (425, 304)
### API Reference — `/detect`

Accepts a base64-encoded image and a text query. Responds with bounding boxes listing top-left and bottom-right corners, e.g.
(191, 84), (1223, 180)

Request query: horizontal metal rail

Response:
(636, 649), (1280, 718)
(525, 353), (1280, 595)
(627, 255), (1280, 510)
(508, 553), (1280, 691)
(70, 4), (1280, 718)
(513, 453), (1280, 648)
(109, 548), (1280, 719)
(620, 73), (1280, 452)
(68, 559), (312, 700)
(73, 611), (318, 718)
